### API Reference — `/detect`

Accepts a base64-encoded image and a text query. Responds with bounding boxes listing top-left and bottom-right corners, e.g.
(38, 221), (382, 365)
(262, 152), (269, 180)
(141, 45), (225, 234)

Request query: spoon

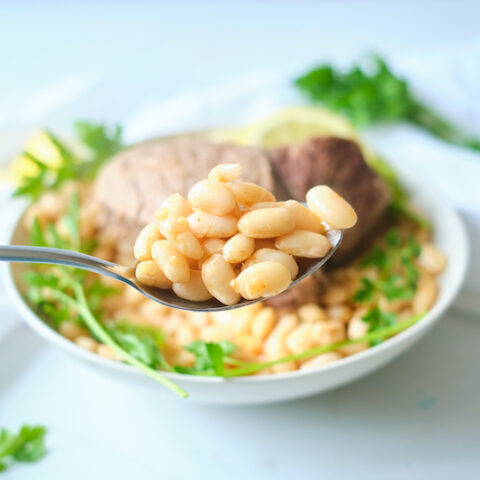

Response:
(0, 228), (342, 312)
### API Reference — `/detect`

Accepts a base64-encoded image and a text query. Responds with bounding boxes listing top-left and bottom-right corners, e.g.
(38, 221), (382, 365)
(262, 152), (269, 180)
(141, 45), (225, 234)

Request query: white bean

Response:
(133, 223), (162, 261)
(347, 309), (370, 339)
(417, 243), (447, 275)
(238, 207), (295, 238)
(161, 193), (192, 217)
(75, 335), (98, 351)
(202, 238), (226, 256)
(412, 274), (438, 314)
(208, 163), (242, 183)
(321, 285), (350, 306)
(284, 200), (325, 233)
(136, 260), (173, 289)
(97, 344), (119, 361)
(187, 211), (238, 238)
(300, 352), (342, 370)
(251, 307), (276, 340)
(174, 230), (204, 260)
(312, 319), (346, 346)
(156, 210), (188, 241)
(59, 321), (87, 341)
(306, 185), (357, 229)
(286, 323), (317, 354)
(327, 305), (353, 323)
(201, 254), (241, 305)
(338, 342), (369, 356)
(243, 248), (299, 279)
(229, 182), (276, 206)
(173, 270), (212, 302)
(230, 303), (263, 335)
(151, 240), (190, 283)
(223, 233), (255, 263)
(231, 261), (291, 299)
(188, 179), (236, 215)
(264, 314), (298, 372)
(298, 303), (327, 323)
(275, 230), (332, 258)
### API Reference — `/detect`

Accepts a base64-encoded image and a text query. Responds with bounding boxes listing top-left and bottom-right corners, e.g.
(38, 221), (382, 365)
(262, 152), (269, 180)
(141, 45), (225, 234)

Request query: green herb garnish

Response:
(220, 313), (423, 377)
(295, 55), (480, 151)
(349, 228), (422, 346)
(361, 306), (398, 346)
(174, 340), (236, 376)
(14, 121), (123, 202)
(353, 228), (421, 307)
(107, 321), (169, 371)
(25, 194), (187, 398)
(0, 425), (47, 472)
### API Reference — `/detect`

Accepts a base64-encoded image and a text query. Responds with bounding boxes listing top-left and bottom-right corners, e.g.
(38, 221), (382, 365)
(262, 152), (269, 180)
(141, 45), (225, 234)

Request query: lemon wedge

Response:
(8, 130), (63, 183)
(210, 105), (382, 168)
(210, 106), (359, 148)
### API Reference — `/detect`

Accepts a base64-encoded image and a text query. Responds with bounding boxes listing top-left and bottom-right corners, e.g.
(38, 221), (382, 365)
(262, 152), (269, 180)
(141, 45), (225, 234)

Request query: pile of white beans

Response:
(133, 164), (357, 305)
(24, 180), (446, 373)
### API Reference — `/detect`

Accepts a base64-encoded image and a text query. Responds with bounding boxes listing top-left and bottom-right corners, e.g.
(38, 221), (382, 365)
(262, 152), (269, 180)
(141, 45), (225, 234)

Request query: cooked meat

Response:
(270, 136), (391, 263)
(92, 136), (277, 256)
(264, 275), (322, 310)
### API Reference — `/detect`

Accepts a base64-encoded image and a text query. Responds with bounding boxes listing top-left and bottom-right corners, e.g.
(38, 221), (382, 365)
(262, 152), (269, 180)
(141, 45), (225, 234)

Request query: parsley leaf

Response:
(352, 277), (375, 303)
(360, 246), (389, 270)
(0, 424), (47, 472)
(107, 321), (168, 370)
(361, 306), (398, 346)
(295, 55), (480, 151)
(354, 229), (421, 305)
(175, 340), (236, 376)
(24, 192), (187, 397)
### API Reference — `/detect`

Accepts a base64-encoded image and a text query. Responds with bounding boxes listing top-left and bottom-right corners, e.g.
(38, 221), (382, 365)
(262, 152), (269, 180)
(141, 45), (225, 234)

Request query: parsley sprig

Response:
(354, 229), (421, 304)
(13, 122), (123, 202)
(25, 194), (187, 398)
(0, 425), (47, 473)
(174, 340), (236, 376)
(352, 229), (421, 345)
(295, 55), (480, 151)
(107, 321), (171, 371)
(220, 313), (423, 377)
(166, 313), (423, 378)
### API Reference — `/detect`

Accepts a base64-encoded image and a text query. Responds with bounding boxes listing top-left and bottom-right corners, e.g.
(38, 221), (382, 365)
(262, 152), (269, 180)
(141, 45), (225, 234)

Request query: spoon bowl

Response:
(0, 227), (342, 312)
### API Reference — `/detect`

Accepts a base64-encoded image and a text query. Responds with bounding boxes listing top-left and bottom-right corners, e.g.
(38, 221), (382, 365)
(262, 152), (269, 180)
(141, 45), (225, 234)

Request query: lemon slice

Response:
(210, 106), (381, 167)
(248, 106), (360, 148)
(210, 106), (360, 148)
(8, 130), (63, 183)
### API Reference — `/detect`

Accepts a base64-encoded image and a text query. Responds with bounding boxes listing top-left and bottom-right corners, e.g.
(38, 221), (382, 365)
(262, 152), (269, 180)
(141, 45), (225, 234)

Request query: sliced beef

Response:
(270, 136), (391, 263)
(91, 136), (277, 256)
(264, 275), (323, 310)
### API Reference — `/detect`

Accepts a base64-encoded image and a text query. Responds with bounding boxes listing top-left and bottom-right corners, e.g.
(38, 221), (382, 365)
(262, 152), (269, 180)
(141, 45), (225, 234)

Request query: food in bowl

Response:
(9, 111), (447, 397)
(132, 163), (356, 304)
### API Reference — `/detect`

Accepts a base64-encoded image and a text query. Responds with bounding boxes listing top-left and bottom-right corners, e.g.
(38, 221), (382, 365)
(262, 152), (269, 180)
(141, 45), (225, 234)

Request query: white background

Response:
(1, 2), (480, 479)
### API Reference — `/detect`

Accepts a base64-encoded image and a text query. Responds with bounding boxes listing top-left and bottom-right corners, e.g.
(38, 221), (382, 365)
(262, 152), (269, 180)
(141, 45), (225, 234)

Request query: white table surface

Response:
(1, 2), (480, 478)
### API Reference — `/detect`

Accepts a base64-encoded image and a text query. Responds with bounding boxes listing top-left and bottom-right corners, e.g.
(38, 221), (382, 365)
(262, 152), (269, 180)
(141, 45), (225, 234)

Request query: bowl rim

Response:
(2, 165), (470, 386)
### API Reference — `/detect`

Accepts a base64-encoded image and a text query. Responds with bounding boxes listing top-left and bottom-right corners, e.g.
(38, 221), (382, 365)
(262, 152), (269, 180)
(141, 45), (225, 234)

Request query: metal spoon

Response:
(0, 228), (342, 312)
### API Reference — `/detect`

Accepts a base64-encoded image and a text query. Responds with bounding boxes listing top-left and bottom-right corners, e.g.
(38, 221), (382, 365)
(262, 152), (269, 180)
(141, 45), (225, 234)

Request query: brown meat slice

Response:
(265, 275), (323, 310)
(270, 136), (391, 263)
(91, 136), (277, 257)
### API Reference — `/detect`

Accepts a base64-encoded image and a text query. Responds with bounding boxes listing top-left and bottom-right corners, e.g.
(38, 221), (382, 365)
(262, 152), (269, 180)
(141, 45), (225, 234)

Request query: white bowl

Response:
(2, 170), (469, 405)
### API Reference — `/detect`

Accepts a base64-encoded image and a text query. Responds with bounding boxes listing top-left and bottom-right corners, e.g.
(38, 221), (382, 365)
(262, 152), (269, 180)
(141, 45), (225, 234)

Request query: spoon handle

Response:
(0, 245), (123, 280)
